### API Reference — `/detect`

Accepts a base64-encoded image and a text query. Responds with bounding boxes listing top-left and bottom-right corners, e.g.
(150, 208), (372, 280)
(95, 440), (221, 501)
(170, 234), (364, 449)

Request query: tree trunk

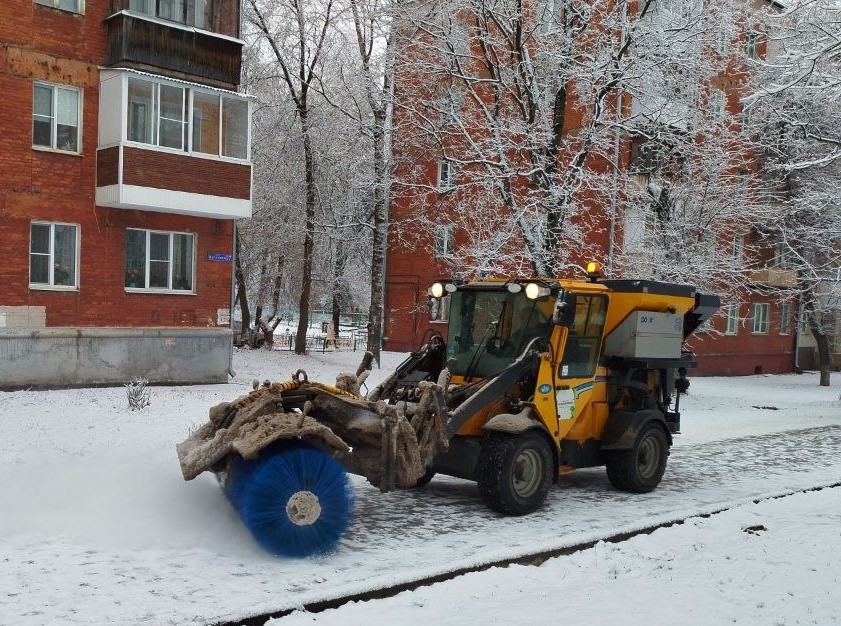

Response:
(804, 289), (830, 386)
(234, 230), (251, 346)
(367, 105), (388, 366)
(270, 254), (284, 320)
(295, 108), (317, 355)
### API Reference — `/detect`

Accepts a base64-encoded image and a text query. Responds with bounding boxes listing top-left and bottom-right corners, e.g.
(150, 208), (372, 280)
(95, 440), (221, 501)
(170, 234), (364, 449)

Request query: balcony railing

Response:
(106, 11), (242, 88)
(751, 268), (798, 288)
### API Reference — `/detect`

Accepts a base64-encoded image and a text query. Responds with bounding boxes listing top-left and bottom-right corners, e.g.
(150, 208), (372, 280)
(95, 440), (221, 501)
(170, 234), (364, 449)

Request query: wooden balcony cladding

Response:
(121, 146), (251, 200)
(106, 12), (242, 88)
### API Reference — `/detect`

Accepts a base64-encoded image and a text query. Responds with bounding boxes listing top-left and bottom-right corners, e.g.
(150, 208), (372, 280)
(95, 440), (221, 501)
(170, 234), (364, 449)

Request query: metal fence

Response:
(275, 332), (365, 352)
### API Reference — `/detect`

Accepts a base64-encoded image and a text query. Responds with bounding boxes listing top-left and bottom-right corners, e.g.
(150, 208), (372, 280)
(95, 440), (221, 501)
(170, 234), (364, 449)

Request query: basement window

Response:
(125, 228), (195, 292)
(30, 222), (79, 289)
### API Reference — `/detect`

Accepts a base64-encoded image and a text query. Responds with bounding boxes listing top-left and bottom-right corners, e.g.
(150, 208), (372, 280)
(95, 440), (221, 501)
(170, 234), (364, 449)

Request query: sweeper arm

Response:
(176, 356), (450, 493)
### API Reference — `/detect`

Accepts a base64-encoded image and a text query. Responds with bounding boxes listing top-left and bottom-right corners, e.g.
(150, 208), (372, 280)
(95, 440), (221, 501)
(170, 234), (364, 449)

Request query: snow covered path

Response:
(275, 485), (841, 626)
(1, 350), (841, 626)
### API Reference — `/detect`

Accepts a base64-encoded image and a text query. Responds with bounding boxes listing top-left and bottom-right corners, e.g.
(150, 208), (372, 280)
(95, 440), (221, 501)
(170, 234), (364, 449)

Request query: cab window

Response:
(558, 294), (607, 378)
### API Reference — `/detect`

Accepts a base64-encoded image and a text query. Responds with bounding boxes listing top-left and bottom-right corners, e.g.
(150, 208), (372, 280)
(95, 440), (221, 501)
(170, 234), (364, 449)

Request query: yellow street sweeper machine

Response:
(177, 264), (719, 556)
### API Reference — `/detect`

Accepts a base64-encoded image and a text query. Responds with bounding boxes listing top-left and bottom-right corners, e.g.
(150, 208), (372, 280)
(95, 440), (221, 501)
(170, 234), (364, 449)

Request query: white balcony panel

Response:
(96, 184), (251, 219)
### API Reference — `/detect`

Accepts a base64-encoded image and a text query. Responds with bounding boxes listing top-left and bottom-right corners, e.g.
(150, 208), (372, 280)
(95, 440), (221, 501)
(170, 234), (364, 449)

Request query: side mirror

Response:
(552, 292), (576, 327)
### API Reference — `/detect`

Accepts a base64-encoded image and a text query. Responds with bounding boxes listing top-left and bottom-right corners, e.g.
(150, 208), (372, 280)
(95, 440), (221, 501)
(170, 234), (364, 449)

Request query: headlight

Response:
(428, 282), (445, 298)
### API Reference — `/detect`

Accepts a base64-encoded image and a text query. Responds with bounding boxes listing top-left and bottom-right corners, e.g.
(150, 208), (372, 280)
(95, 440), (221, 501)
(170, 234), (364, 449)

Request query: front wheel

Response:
(605, 423), (669, 493)
(476, 432), (553, 515)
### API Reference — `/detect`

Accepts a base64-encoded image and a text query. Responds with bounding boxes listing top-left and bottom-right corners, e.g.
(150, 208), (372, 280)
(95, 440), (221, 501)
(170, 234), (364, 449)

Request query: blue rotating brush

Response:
(224, 442), (355, 558)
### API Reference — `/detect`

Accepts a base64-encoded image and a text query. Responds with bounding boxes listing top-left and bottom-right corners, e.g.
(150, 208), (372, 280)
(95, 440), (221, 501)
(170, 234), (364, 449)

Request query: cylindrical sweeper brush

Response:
(223, 441), (355, 558)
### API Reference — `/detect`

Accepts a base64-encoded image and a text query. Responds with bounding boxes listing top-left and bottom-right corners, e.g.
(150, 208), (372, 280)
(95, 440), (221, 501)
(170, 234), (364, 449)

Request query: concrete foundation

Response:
(0, 327), (232, 389)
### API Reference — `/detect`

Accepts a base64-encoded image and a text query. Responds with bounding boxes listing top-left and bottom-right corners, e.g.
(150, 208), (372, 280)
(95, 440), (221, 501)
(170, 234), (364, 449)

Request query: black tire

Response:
(410, 467), (437, 489)
(605, 422), (669, 493)
(476, 431), (553, 515)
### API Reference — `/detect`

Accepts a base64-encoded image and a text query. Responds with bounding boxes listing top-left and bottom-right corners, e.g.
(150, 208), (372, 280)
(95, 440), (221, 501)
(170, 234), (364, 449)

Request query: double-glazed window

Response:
(125, 228), (195, 292)
(724, 303), (739, 335)
(434, 224), (455, 258)
(438, 158), (456, 190)
(751, 302), (769, 335)
(780, 303), (791, 335)
(746, 31), (760, 60)
(33, 82), (81, 153)
(30, 222), (79, 288)
(709, 88), (725, 122)
(35, 0), (82, 13)
(128, 0), (206, 29)
(559, 294), (607, 378)
(127, 77), (248, 159)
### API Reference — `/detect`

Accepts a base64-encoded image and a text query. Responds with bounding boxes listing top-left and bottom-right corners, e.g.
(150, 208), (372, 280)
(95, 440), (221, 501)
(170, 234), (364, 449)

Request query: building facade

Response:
(0, 0), (251, 387)
(382, 0), (797, 376)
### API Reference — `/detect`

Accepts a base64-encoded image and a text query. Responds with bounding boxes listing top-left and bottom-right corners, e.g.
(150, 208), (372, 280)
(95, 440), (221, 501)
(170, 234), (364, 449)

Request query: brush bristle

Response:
(224, 442), (354, 558)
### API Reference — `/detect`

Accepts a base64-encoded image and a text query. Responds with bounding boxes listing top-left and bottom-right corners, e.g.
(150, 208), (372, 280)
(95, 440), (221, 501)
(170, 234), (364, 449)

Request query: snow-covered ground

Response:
(1, 349), (840, 626)
(278, 486), (841, 626)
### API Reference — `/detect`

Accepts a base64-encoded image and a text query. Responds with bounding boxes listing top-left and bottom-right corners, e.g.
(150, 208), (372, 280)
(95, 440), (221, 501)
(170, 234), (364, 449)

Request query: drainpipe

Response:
(607, 0), (629, 277)
(228, 219), (240, 379)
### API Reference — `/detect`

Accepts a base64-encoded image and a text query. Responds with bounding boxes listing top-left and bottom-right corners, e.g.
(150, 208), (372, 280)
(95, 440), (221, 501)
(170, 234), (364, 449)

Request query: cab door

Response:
(554, 293), (610, 462)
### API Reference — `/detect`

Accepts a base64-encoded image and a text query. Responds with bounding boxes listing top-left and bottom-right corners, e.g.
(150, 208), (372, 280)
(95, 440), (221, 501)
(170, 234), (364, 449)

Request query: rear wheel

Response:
(476, 432), (553, 515)
(605, 423), (668, 493)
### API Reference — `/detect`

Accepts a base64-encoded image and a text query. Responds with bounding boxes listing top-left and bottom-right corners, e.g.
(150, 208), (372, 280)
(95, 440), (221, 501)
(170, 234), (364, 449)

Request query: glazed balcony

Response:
(96, 69), (252, 220)
(105, 2), (243, 89)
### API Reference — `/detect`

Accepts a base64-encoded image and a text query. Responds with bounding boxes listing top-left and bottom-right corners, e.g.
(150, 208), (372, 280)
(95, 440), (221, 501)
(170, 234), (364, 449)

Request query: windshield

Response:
(446, 288), (554, 379)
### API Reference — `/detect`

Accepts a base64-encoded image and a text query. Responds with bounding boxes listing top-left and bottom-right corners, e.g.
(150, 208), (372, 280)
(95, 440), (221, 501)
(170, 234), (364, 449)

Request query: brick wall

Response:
(121, 146), (251, 199)
(0, 0), (236, 331)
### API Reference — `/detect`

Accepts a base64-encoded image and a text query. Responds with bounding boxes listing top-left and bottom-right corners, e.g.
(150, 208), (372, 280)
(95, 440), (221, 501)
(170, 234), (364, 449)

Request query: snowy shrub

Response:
(126, 377), (151, 411)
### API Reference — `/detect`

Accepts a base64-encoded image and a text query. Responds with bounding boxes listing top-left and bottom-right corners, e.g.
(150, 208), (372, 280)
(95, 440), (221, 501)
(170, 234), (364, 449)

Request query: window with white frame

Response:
(125, 228), (195, 292)
(126, 76), (249, 159)
(30, 222), (79, 288)
(35, 0), (83, 14)
(736, 172), (749, 205)
(773, 242), (794, 269)
(725, 303), (739, 335)
(538, 0), (562, 33)
(709, 88), (725, 122)
(732, 234), (744, 262)
(429, 294), (451, 323)
(746, 30), (760, 60)
(33, 82), (81, 153)
(751, 302), (769, 334)
(780, 303), (791, 335)
(128, 0), (206, 28)
(438, 158), (456, 190)
(434, 224), (455, 258)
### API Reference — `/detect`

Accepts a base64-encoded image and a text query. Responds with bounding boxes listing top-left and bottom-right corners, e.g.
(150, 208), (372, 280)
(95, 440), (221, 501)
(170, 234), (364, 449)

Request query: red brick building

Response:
(0, 0), (251, 386)
(383, 0), (796, 376)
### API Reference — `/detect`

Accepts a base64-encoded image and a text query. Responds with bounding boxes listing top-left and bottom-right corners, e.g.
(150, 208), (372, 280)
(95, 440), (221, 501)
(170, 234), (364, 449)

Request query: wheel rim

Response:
(636, 434), (662, 480)
(511, 448), (544, 498)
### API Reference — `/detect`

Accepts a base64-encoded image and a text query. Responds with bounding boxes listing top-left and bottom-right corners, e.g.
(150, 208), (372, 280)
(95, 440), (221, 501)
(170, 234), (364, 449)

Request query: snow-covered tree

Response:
(744, 0), (841, 385)
(391, 0), (757, 283)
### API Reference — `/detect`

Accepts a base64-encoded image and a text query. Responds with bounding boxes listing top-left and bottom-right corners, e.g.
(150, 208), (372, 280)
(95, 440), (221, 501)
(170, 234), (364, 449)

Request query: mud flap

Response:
(600, 409), (672, 451)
